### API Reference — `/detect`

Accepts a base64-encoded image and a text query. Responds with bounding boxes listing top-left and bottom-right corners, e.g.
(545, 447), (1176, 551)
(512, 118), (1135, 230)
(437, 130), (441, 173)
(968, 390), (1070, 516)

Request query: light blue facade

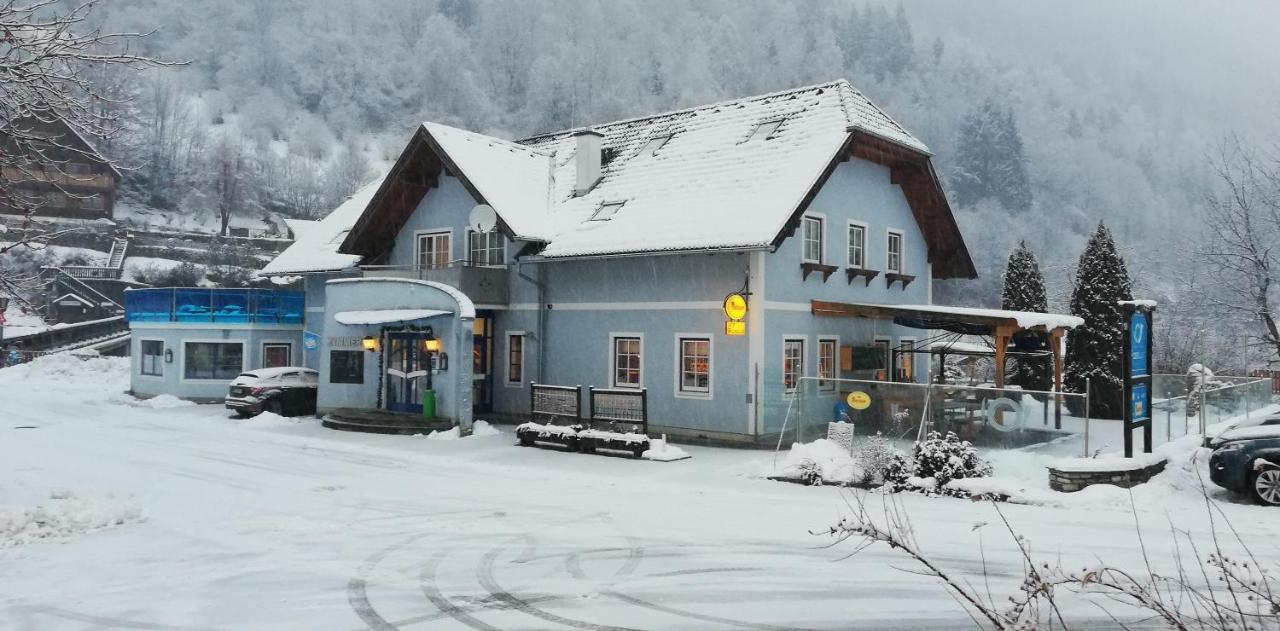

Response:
(128, 323), (303, 402)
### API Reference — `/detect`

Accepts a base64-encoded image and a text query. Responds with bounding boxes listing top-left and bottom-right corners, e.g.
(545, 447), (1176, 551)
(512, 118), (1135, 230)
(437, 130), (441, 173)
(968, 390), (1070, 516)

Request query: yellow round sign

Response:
(723, 293), (748, 321)
(846, 391), (872, 410)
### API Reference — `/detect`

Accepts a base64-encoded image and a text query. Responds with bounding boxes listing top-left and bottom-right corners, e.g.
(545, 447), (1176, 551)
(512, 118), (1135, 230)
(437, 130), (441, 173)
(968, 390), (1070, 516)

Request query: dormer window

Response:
(748, 118), (784, 142)
(638, 135), (670, 157)
(328, 229), (351, 245)
(590, 201), (625, 221)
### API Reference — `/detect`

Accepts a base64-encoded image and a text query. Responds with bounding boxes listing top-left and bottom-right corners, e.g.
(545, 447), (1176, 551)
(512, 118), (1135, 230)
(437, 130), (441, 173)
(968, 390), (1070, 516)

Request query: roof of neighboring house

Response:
(286, 79), (974, 278)
(283, 218), (319, 239)
(1, 115), (122, 180)
(259, 176), (384, 275)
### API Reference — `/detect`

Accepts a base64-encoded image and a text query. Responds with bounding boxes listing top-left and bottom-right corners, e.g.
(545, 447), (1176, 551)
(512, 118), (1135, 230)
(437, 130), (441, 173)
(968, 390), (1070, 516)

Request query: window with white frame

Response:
(783, 338), (804, 392)
(677, 337), (711, 395)
(468, 228), (504, 266)
(611, 336), (642, 388)
(140, 340), (163, 376)
(896, 339), (916, 382)
(847, 223), (866, 268)
(802, 216), (823, 263)
(262, 343), (291, 369)
(818, 338), (837, 390)
(416, 231), (451, 269)
(887, 230), (904, 274)
(506, 333), (524, 384)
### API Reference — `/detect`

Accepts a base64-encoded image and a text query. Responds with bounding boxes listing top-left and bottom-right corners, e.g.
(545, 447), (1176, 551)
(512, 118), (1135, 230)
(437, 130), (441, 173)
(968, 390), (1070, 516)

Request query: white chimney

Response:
(573, 129), (603, 196)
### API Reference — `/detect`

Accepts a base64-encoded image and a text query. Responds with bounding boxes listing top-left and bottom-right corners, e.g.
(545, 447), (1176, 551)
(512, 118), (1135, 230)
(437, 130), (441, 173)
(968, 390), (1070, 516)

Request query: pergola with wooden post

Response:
(811, 300), (1084, 425)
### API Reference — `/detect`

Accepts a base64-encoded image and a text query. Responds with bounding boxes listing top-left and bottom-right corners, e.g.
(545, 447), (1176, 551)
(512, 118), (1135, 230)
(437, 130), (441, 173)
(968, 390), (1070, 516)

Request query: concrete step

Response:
(320, 412), (454, 435)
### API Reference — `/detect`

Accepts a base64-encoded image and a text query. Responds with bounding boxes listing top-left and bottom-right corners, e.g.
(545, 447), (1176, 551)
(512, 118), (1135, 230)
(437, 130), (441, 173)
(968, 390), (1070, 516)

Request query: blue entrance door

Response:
(385, 332), (429, 413)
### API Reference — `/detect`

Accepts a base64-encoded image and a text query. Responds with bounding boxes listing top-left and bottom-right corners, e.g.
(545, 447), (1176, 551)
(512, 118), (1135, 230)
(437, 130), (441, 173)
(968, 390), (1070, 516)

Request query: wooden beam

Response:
(993, 324), (1013, 388)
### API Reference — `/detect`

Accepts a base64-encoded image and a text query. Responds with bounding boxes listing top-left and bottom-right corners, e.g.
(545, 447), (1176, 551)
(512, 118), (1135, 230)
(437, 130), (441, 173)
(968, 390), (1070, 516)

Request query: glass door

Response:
(385, 332), (428, 413)
(472, 315), (493, 413)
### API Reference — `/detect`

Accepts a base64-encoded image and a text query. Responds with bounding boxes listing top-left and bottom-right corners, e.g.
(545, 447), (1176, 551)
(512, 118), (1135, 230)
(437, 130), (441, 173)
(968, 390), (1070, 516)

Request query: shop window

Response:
(896, 339), (916, 382)
(329, 351), (364, 384)
(184, 342), (243, 380)
(677, 337), (711, 396)
(140, 340), (163, 376)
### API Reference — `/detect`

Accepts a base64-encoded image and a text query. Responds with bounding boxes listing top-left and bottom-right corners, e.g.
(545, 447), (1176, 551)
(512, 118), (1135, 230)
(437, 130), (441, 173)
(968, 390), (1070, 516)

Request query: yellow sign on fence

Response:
(846, 390), (872, 410)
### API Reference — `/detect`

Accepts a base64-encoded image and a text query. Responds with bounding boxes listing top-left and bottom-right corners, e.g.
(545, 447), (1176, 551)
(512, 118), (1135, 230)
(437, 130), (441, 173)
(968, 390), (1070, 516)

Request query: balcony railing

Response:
(61, 265), (120, 280)
(359, 261), (510, 305)
(124, 288), (304, 325)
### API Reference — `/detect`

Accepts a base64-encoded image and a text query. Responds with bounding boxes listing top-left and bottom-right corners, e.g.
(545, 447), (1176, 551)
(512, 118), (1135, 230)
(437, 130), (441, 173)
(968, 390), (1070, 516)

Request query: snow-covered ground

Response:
(1, 354), (1276, 629)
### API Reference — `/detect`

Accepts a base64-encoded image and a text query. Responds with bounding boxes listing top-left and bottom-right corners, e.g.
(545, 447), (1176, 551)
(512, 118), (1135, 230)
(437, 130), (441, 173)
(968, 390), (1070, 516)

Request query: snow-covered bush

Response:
(887, 431), (992, 497)
(854, 433), (907, 486)
(134, 261), (204, 287)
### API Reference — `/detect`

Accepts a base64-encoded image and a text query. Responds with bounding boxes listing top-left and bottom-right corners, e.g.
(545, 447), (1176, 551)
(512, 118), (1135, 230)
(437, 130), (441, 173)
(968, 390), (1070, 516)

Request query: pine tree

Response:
(952, 98), (1033, 212)
(1001, 242), (1051, 393)
(1064, 222), (1133, 419)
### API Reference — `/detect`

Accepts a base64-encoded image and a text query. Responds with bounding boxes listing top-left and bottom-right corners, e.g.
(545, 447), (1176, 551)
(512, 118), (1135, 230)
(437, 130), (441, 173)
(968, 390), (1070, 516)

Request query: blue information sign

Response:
(1130, 382), (1150, 421)
(1129, 312), (1149, 377)
(303, 330), (320, 351)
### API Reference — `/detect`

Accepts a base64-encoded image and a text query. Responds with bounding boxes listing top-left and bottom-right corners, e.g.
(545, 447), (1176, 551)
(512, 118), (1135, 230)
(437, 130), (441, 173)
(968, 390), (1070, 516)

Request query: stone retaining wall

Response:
(1048, 459), (1167, 492)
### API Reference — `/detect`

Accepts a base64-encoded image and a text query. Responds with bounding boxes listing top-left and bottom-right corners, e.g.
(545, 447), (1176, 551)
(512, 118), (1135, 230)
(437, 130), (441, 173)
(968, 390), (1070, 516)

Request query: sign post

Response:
(1121, 301), (1155, 457)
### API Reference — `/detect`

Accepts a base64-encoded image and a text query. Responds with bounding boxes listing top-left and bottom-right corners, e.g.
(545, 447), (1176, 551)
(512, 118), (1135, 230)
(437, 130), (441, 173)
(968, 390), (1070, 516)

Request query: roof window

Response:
(638, 135), (670, 157)
(328, 229), (351, 245)
(748, 119), (785, 142)
(589, 201), (625, 221)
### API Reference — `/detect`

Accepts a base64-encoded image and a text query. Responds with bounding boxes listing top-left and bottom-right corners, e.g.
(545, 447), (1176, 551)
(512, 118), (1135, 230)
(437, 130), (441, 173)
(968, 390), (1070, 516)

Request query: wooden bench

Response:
(516, 384), (651, 458)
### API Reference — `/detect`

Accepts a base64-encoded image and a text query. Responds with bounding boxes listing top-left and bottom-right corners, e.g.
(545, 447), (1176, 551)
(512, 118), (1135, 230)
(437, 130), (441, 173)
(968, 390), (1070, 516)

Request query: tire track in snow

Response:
(349, 532), (436, 631)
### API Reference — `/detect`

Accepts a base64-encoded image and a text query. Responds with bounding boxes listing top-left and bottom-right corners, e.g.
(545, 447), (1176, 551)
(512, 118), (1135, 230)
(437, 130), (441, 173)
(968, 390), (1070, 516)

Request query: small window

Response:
(678, 337), (711, 395)
(847, 223), (866, 268)
(468, 228), (504, 266)
(874, 339), (891, 381)
(818, 339), (837, 390)
(887, 230), (904, 274)
(802, 216), (823, 263)
(895, 339), (915, 382)
(590, 201), (625, 221)
(611, 335), (642, 388)
(262, 343), (292, 369)
(80, 194), (104, 210)
(44, 191), (67, 207)
(140, 340), (163, 377)
(783, 338), (804, 392)
(748, 119), (784, 142)
(65, 162), (92, 175)
(416, 231), (451, 269)
(184, 342), (243, 380)
(329, 351), (364, 384)
(506, 333), (524, 384)
(638, 135), (670, 157)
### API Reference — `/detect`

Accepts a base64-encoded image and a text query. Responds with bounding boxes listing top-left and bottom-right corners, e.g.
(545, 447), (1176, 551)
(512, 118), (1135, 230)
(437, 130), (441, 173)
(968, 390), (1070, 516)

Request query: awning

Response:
(811, 300), (1082, 335)
(334, 309), (451, 326)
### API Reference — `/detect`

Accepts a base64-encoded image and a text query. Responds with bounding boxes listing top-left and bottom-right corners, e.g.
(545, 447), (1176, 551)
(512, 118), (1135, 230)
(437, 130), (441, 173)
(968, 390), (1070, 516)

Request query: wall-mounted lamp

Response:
(362, 336), (379, 352)
(164, 348), (174, 364)
(424, 338), (441, 352)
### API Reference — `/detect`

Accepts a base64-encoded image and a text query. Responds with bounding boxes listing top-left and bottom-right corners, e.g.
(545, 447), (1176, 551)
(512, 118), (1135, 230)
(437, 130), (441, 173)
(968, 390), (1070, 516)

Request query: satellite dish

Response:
(468, 204), (497, 233)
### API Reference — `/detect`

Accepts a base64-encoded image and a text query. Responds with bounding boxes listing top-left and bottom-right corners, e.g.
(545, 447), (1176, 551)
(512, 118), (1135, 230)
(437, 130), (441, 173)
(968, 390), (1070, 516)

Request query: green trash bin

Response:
(422, 389), (437, 419)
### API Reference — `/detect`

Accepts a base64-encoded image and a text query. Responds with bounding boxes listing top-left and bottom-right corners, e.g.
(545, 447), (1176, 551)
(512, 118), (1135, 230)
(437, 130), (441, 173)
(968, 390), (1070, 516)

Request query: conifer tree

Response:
(1001, 242), (1050, 393)
(1064, 223), (1133, 419)
(952, 99), (1033, 211)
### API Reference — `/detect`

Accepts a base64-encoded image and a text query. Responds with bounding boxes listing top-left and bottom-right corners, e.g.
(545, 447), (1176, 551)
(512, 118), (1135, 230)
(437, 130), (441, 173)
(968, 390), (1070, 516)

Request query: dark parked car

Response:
(225, 367), (318, 418)
(1209, 425), (1280, 506)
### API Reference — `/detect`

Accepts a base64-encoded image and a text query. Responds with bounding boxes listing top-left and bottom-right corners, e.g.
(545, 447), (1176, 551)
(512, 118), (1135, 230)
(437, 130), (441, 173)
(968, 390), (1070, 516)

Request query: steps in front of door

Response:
(320, 408), (455, 435)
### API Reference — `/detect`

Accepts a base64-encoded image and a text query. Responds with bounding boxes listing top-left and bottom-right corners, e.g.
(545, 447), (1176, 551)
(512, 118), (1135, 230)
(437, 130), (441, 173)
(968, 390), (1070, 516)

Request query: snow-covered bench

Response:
(516, 384), (651, 458)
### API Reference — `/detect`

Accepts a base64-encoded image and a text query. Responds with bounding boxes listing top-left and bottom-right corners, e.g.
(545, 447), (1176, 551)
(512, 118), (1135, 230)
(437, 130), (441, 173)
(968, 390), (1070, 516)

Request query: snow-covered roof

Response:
(339, 80), (972, 272)
(422, 123), (554, 241)
(519, 79), (924, 258)
(260, 176), (384, 275)
(893, 304), (1084, 330)
(284, 218), (318, 239)
(334, 309), (451, 326)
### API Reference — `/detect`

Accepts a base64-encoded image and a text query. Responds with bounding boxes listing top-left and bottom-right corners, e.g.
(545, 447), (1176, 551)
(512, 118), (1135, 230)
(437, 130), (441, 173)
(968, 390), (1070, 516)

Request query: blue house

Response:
(244, 79), (991, 444)
(100, 78), (1099, 445)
